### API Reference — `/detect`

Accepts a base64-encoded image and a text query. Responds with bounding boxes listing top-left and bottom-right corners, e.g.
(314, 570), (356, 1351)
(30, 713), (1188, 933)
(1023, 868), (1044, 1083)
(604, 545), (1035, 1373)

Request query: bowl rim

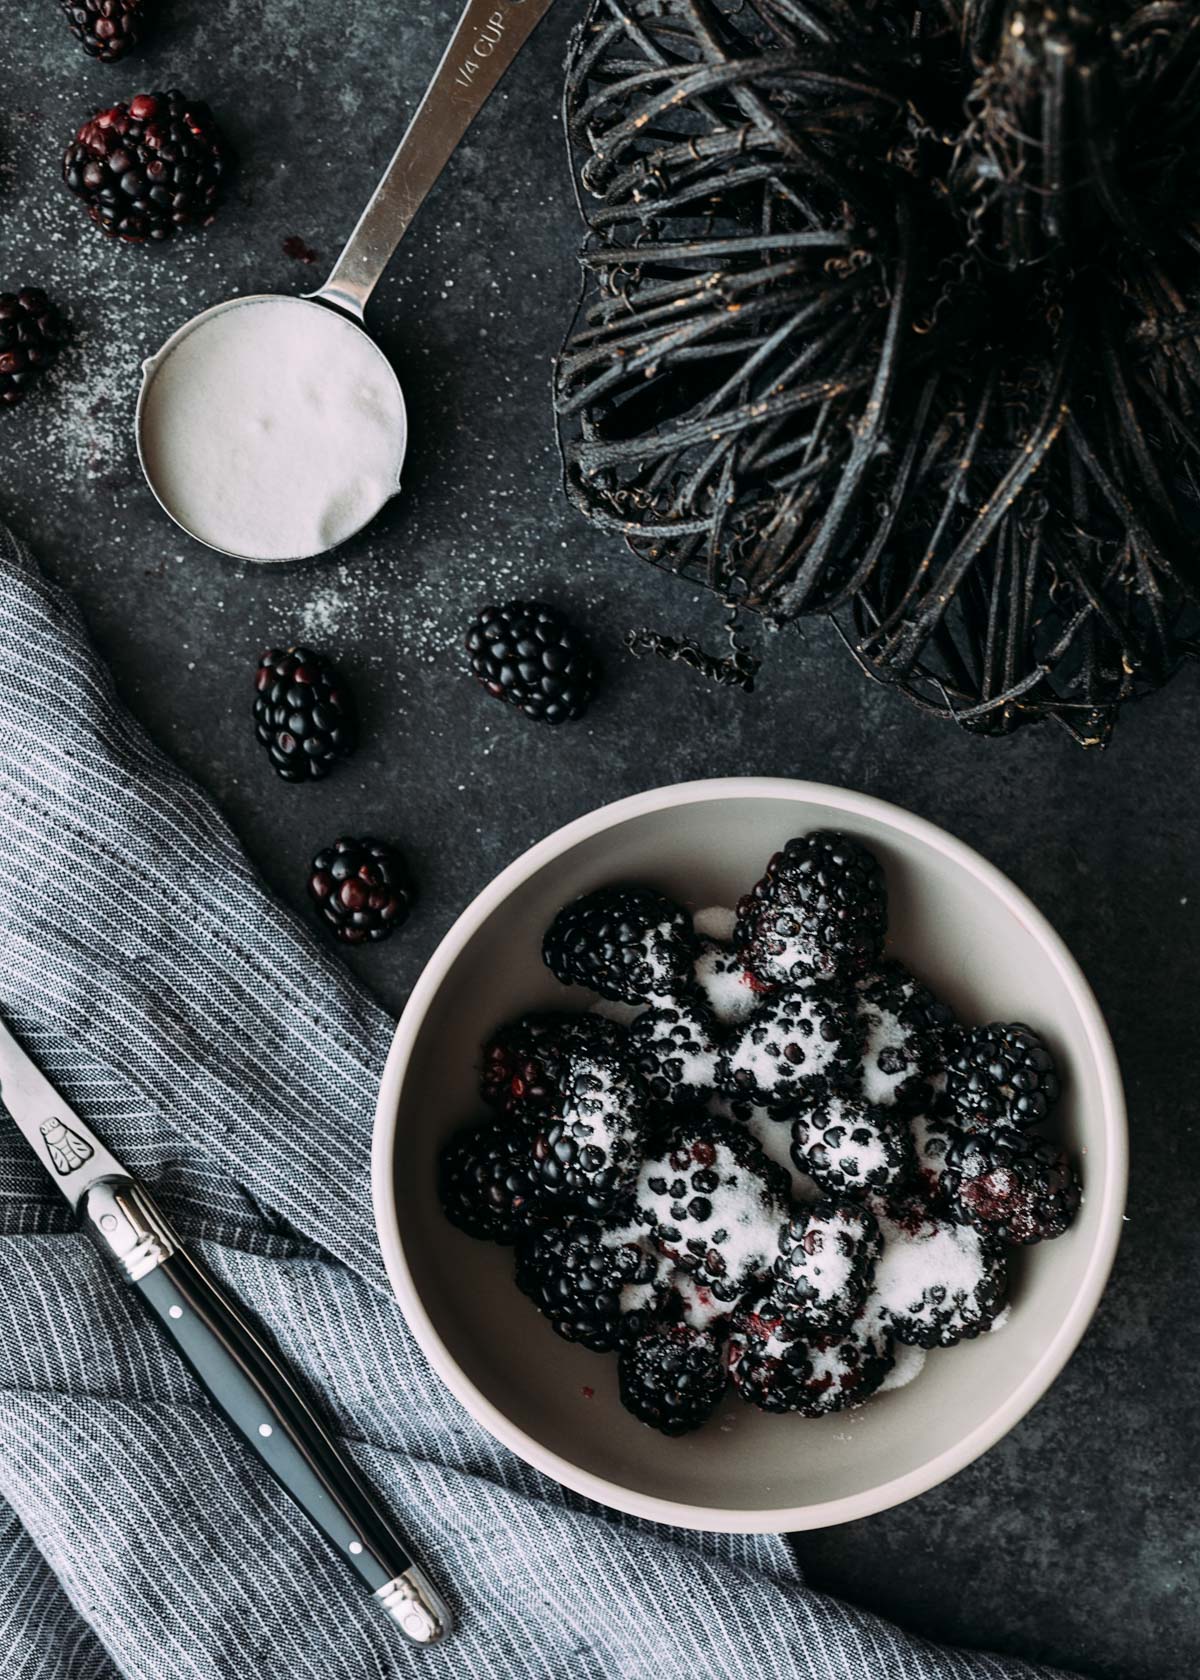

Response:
(371, 776), (1127, 1534)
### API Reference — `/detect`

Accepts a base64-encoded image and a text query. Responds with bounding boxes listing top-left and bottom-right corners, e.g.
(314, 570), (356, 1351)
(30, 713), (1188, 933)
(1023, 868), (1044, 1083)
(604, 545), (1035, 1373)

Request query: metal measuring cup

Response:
(136, 0), (558, 564)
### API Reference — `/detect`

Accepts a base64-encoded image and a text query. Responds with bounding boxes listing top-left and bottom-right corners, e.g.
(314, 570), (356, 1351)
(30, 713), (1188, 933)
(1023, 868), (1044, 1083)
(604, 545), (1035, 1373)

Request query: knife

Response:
(0, 1015), (452, 1646)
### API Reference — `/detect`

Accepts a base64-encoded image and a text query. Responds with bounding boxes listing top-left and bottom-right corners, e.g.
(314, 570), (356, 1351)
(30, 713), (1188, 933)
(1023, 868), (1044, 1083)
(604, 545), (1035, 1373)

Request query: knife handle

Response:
(81, 1177), (451, 1645)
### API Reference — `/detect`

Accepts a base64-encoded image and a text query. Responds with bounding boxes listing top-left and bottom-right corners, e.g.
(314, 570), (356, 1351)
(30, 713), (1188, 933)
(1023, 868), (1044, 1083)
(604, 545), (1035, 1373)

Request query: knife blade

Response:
(0, 1016), (452, 1645)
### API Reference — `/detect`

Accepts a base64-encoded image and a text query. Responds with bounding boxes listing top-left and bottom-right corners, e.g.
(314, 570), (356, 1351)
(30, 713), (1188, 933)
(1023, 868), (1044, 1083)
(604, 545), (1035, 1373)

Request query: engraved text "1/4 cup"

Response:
(454, 10), (506, 87)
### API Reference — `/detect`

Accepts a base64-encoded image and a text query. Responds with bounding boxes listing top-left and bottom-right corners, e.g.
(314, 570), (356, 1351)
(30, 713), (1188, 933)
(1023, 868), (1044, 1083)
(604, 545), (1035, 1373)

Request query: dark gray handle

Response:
(83, 1180), (450, 1644)
(309, 0), (559, 320)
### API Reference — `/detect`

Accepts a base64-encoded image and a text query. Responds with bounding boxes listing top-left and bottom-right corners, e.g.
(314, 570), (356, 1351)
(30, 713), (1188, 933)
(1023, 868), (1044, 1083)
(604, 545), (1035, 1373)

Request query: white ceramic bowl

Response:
(372, 779), (1126, 1533)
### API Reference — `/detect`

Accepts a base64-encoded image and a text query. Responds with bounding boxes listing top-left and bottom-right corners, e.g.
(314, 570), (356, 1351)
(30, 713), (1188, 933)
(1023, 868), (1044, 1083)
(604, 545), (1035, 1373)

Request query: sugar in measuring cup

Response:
(137, 0), (557, 564)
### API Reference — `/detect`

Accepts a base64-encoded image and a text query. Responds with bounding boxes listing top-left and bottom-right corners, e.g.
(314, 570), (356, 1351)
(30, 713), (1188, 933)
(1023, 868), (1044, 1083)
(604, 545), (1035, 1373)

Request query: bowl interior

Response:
(384, 789), (1122, 1527)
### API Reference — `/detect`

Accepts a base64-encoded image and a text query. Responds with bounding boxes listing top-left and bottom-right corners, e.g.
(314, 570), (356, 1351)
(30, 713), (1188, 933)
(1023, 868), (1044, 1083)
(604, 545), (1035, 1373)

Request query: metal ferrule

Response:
(376, 1566), (452, 1644)
(82, 1178), (180, 1281)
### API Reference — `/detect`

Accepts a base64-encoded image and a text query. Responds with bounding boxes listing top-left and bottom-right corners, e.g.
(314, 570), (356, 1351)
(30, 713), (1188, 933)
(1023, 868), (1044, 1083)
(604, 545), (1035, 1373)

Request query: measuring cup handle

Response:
(309, 0), (559, 321)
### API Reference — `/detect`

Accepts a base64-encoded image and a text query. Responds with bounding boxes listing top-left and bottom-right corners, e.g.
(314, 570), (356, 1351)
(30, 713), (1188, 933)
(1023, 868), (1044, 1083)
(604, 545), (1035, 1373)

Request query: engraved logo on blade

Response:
(40, 1118), (94, 1175)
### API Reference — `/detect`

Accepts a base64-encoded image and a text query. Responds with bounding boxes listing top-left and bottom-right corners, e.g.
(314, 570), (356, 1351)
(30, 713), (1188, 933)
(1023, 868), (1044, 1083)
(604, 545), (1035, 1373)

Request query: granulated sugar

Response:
(693, 936), (760, 1026)
(139, 296), (406, 561)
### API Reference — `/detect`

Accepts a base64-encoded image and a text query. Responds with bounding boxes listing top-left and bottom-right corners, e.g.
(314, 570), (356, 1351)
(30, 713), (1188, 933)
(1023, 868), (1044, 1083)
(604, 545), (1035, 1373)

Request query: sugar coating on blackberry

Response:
(0, 290), (67, 410)
(948, 1128), (1081, 1245)
(735, 830), (887, 988)
(255, 645), (356, 782)
(515, 1217), (661, 1351)
(728, 1297), (893, 1416)
(619, 1323), (727, 1435)
(543, 885), (695, 1005)
(672, 1269), (734, 1332)
(480, 1011), (625, 1129)
(309, 837), (414, 944)
(532, 1053), (647, 1213)
(722, 986), (860, 1105)
(62, 91), (230, 244)
(946, 1022), (1062, 1130)
(870, 1196), (1007, 1347)
(771, 1200), (882, 1334)
(854, 962), (955, 1108)
(909, 1106), (966, 1207)
(692, 937), (760, 1026)
(719, 1095), (822, 1202)
(465, 600), (600, 724)
(790, 1092), (913, 1197)
(633, 1123), (790, 1302)
(438, 1123), (540, 1242)
(629, 1000), (722, 1108)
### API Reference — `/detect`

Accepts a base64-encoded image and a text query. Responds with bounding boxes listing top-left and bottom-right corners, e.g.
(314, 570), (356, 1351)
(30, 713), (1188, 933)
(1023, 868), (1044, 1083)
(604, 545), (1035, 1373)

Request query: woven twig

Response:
(555, 0), (1200, 743)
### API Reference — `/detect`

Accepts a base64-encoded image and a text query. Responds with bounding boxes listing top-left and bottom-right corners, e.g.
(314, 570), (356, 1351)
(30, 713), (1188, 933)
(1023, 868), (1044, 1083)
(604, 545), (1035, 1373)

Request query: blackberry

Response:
(909, 1103), (966, 1207)
(309, 837), (414, 944)
(63, 91), (231, 244)
(0, 290), (66, 411)
(438, 1122), (540, 1242)
(629, 999), (722, 1108)
(633, 1122), (789, 1303)
(515, 1216), (661, 1351)
(735, 831), (887, 988)
(543, 884), (694, 1005)
(465, 600), (600, 724)
(480, 1011), (625, 1129)
(771, 1200), (882, 1334)
(871, 1195), (1007, 1347)
(946, 1022), (1062, 1130)
(532, 1052), (647, 1213)
(692, 936), (759, 1026)
(790, 1092), (913, 1197)
(618, 1323), (727, 1435)
(722, 986), (860, 1105)
(947, 1127), (1081, 1245)
(254, 645), (356, 782)
(60, 0), (151, 60)
(854, 962), (955, 1109)
(726, 1096), (823, 1201)
(728, 1297), (893, 1416)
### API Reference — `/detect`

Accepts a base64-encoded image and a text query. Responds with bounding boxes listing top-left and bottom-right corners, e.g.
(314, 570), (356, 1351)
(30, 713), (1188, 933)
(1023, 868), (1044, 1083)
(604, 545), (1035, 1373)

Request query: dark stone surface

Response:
(0, 5), (1194, 1677)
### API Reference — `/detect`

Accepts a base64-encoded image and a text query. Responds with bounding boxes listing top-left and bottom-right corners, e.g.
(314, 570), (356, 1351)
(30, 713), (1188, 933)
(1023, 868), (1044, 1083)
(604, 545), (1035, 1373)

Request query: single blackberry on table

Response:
(854, 962), (955, 1109)
(722, 986), (860, 1105)
(465, 600), (600, 724)
(771, 1200), (882, 1334)
(629, 999), (722, 1108)
(254, 645), (356, 782)
(790, 1092), (913, 1197)
(735, 831), (887, 988)
(543, 884), (695, 1005)
(438, 1122), (541, 1242)
(62, 91), (231, 243)
(480, 1011), (625, 1129)
(728, 1296), (893, 1416)
(309, 837), (414, 944)
(870, 1194), (1007, 1347)
(947, 1127), (1081, 1245)
(0, 290), (66, 410)
(532, 1052), (647, 1213)
(633, 1122), (790, 1303)
(59, 0), (151, 60)
(515, 1216), (661, 1351)
(618, 1322), (727, 1434)
(946, 1022), (1061, 1131)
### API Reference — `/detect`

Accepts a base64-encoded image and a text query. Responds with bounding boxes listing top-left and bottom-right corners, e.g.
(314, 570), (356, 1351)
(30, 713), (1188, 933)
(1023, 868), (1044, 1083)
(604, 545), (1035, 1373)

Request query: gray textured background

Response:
(0, 3), (1195, 1676)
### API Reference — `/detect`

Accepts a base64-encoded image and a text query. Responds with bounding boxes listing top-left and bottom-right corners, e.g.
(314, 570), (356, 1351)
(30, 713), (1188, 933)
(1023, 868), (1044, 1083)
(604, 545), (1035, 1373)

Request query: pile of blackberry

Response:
(437, 833), (1081, 1435)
